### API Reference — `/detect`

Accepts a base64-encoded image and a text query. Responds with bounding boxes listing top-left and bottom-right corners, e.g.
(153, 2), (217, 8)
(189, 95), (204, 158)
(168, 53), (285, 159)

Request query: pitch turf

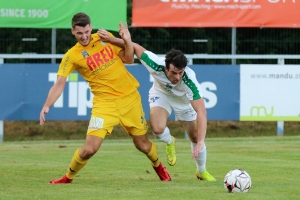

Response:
(0, 136), (299, 200)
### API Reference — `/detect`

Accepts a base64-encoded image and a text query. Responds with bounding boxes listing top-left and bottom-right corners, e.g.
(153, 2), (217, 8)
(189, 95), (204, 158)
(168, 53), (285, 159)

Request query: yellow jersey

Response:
(57, 33), (139, 99)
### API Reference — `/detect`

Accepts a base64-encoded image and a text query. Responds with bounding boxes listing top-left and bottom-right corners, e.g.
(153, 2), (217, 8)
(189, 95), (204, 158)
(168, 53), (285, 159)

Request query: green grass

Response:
(1, 136), (300, 200)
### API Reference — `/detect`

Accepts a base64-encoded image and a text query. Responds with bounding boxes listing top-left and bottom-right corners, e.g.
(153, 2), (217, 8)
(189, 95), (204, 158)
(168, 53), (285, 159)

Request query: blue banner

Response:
(0, 64), (240, 121)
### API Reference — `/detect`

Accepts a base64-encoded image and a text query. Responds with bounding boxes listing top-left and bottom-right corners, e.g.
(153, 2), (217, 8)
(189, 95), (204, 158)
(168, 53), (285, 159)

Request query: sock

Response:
(152, 127), (173, 144)
(146, 141), (160, 167)
(66, 149), (89, 179)
(191, 142), (207, 173)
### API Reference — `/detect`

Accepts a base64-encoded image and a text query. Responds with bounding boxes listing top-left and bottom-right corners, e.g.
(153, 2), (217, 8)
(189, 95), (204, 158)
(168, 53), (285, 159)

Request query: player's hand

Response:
(192, 141), (205, 158)
(40, 106), (49, 125)
(97, 28), (110, 42)
(118, 22), (131, 42)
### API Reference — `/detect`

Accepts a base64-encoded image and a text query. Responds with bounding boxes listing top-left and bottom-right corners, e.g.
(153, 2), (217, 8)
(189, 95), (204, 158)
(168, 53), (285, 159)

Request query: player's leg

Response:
(149, 95), (176, 166)
(48, 135), (104, 184)
(120, 90), (171, 181)
(150, 106), (169, 137)
(49, 98), (117, 184)
(180, 120), (216, 181)
(132, 134), (171, 181)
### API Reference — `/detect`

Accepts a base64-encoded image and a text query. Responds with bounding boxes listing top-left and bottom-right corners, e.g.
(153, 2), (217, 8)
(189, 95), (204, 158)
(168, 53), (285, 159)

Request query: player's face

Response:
(165, 64), (184, 84)
(71, 24), (92, 46)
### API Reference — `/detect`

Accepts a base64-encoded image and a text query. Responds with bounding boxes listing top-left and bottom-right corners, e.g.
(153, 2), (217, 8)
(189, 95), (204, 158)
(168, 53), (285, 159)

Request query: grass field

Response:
(1, 136), (300, 200)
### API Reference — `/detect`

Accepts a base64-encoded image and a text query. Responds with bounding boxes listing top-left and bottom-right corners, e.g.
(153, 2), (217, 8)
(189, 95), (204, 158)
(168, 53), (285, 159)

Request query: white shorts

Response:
(148, 91), (197, 121)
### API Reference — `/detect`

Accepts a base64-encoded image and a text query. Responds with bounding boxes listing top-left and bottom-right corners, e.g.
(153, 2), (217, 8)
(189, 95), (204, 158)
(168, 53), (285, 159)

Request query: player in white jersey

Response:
(98, 29), (215, 181)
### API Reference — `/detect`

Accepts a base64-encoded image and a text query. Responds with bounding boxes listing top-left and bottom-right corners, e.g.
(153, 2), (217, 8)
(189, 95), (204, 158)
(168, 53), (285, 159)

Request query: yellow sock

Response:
(66, 149), (88, 179)
(146, 141), (160, 167)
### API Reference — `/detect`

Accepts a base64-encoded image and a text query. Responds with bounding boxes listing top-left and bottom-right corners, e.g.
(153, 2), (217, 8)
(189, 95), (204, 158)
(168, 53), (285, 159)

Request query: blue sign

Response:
(0, 64), (240, 121)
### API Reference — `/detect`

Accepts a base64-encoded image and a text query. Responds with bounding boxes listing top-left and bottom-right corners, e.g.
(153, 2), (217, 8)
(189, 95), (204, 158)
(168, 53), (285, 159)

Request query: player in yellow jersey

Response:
(39, 12), (171, 183)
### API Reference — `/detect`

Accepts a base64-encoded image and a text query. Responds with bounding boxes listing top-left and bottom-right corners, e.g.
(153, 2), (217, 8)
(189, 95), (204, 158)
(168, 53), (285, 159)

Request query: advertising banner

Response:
(191, 65), (240, 120)
(0, 64), (239, 121)
(240, 64), (300, 121)
(0, 0), (126, 30)
(132, 0), (299, 28)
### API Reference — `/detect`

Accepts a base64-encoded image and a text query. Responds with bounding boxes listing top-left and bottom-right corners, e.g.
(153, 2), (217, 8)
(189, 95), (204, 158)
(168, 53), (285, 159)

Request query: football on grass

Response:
(224, 169), (251, 193)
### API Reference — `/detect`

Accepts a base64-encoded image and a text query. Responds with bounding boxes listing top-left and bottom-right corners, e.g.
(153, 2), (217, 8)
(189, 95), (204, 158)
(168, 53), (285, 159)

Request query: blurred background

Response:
(1, 0), (299, 64)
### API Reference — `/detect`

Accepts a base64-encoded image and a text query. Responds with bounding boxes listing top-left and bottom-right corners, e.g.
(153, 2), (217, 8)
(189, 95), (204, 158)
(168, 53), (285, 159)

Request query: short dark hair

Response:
(165, 49), (188, 70)
(72, 12), (91, 28)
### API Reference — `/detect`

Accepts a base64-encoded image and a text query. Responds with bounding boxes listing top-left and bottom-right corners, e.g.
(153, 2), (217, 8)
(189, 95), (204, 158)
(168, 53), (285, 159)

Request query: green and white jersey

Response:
(140, 51), (203, 101)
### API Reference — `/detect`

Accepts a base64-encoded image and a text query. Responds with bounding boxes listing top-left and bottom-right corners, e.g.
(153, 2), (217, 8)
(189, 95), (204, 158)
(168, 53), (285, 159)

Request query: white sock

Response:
(152, 127), (173, 144)
(191, 142), (207, 173)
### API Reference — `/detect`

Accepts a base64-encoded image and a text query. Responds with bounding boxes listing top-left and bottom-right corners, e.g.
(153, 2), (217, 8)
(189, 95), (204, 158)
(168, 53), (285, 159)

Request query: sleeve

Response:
(184, 68), (203, 101)
(57, 50), (76, 77)
(140, 51), (165, 72)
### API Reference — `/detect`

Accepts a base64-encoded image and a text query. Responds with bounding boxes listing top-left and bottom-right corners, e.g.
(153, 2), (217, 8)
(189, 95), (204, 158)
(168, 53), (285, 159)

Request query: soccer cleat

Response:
(196, 170), (216, 181)
(166, 136), (176, 166)
(152, 162), (172, 181)
(48, 175), (73, 184)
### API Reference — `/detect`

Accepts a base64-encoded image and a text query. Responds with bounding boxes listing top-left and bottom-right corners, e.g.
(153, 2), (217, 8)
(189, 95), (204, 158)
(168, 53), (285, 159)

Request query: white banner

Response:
(240, 65), (300, 121)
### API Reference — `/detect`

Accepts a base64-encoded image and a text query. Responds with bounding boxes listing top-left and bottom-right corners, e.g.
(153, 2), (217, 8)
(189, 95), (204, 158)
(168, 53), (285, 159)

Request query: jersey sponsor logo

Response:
(166, 83), (172, 89)
(150, 97), (160, 102)
(81, 50), (89, 58)
(86, 46), (114, 71)
(164, 83), (173, 93)
(88, 117), (104, 130)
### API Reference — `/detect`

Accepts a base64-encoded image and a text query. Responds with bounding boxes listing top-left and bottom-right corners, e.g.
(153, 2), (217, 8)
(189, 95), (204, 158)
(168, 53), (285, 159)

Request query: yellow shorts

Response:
(87, 90), (148, 139)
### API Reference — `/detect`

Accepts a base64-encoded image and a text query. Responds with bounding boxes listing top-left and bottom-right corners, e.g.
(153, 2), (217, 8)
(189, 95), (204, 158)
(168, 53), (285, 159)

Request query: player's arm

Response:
(97, 27), (146, 61)
(190, 98), (207, 158)
(118, 22), (134, 64)
(39, 75), (67, 125)
(98, 22), (134, 64)
(98, 29), (124, 48)
(132, 43), (146, 60)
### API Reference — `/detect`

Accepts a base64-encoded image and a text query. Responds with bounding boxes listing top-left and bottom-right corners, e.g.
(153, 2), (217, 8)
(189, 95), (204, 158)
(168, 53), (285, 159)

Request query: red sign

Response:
(132, 0), (299, 28)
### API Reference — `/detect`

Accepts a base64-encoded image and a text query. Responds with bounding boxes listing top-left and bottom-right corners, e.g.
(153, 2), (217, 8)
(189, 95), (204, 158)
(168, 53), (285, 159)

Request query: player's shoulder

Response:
(64, 45), (77, 57)
(184, 66), (196, 74)
(142, 50), (164, 63)
(62, 43), (83, 62)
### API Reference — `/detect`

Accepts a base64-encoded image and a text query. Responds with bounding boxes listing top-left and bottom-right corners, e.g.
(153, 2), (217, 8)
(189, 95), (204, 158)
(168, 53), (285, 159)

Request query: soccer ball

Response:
(224, 169), (251, 193)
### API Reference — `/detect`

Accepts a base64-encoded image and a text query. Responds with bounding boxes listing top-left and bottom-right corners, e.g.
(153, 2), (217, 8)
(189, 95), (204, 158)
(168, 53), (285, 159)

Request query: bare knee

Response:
(135, 144), (148, 153)
(79, 135), (103, 159)
(151, 126), (165, 135)
(187, 131), (198, 143)
(79, 146), (98, 160)
(132, 135), (151, 154)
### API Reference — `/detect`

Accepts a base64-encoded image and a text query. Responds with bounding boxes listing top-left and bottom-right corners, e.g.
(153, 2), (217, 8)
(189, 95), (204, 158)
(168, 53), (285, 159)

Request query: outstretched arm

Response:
(40, 76), (67, 125)
(190, 98), (207, 158)
(98, 28), (146, 60)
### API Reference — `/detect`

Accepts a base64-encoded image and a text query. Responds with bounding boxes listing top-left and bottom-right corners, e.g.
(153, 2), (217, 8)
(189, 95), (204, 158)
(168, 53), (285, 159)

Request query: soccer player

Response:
(39, 12), (171, 184)
(98, 29), (216, 181)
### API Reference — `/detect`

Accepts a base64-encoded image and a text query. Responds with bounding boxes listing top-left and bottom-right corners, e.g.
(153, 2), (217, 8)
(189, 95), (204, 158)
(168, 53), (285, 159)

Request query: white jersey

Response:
(140, 50), (203, 101)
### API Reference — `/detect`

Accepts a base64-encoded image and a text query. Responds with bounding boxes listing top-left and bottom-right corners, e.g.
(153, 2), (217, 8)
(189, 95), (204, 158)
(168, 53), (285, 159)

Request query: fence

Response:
(1, 27), (300, 64)
(1, 53), (300, 65)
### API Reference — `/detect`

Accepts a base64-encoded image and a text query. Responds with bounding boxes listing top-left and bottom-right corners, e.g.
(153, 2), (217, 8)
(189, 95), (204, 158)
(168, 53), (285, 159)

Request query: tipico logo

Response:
(48, 72), (93, 116)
